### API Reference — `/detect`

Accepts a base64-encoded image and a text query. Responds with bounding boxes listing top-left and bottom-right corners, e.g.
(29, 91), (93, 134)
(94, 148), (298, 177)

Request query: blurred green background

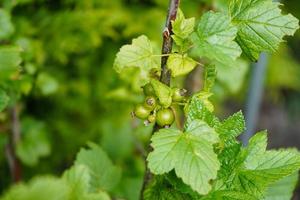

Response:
(0, 0), (299, 199)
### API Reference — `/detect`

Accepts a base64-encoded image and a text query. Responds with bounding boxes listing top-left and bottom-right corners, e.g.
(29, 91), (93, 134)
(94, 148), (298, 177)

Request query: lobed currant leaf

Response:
(75, 143), (121, 192)
(264, 172), (299, 200)
(167, 53), (197, 77)
(172, 9), (195, 40)
(230, 0), (299, 61)
(216, 111), (245, 146)
(185, 96), (220, 129)
(147, 123), (220, 195)
(192, 11), (242, 65)
(113, 35), (160, 86)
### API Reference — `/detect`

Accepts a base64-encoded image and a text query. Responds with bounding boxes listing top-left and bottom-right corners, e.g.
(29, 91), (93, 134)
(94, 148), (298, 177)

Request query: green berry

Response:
(144, 96), (157, 111)
(134, 104), (151, 119)
(172, 88), (187, 102)
(143, 83), (155, 96)
(156, 108), (175, 127)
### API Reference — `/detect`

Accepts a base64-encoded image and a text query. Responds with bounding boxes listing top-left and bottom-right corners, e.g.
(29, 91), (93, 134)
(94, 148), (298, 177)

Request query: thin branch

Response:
(139, 0), (180, 199)
(160, 0), (180, 86)
(5, 106), (22, 182)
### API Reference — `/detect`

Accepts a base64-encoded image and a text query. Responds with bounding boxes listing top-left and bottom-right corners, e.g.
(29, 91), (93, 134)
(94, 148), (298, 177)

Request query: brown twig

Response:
(5, 106), (22, 182)
(139, 0), (180, 199)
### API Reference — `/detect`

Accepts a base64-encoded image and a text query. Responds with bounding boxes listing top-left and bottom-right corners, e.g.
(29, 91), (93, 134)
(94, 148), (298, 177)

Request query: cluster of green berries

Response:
(133, 83), (187, 127)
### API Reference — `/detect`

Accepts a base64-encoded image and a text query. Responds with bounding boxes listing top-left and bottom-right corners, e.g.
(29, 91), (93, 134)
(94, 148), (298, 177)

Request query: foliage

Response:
(1, 144), (113, 200)
(111, 0), (300, 199)
(0, 0), (300, 200)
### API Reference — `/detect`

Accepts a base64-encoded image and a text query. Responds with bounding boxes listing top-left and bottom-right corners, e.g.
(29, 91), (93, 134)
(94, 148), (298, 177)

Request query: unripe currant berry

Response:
(156, 108), (175, 127)
(143, 83), (155, 96)
(172, 88), (187, 102)
(134, 104), (151, 119)
(144, 96), (157, 111)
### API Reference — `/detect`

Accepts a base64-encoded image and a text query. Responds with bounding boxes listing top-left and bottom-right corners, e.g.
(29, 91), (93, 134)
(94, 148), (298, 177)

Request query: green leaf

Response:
(215, 142), (243, 189)
(0, 46), (22, 79)
(147, 127), (220, 194)
(243, 150), (300, 182)
(234, 132), (300, 197)
(113, 35), (160, 81)
(216, 111), (245, 145)
(201, 190), (256, 200)
(245, 131), (267, 162)
(75, 143), (121, 192)
(83, 193), (110, 200)
(167, 53), (197, 77)
(215, 59), (249, 94)
(147, 128), (182, 174)
(63, 165), (111, 200)
(195, 92), (214, 112)
(203, 64), (217, 92)
(150, 79), (172, 108)
(172, 9), (195, 41)
(185, 119), (219, 143)
(165, 172), (202, 199)
(0, 9), (14, 40)
(185, 96), (220, 129)
(1, 176), (69, 200)
(144, 176), (193, 200)
(0, 89), (9, 112)
(192, 11), (241, 65)
(230, 0), (299, 61)
(63, 165), (91, 200)
(264, 172), (299, 200)
(16, 118), (51, 166)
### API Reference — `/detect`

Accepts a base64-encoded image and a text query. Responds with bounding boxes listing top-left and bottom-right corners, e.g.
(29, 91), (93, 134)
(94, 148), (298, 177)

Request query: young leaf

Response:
(147, 126), (220, 195)
(203, 64), (217, 92)
(172, 9), (195, 40)
(113, 35), (159, 73)
(195, 92), (214, 112)
(185, 96), (220, 129)
(114, 35), (160, 88)
(0, 89), (9, 112)
(75, 143), (121, 192)
(150, 79), (172, 108)
(216, 111), (245, 145)
(167, 53), (197, 77)
(230, 0), (299, 61)
(192, 11), (241, 65)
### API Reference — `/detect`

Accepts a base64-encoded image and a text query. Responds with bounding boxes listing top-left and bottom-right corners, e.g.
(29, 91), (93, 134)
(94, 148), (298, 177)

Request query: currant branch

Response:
(139, 0), (180, 199)
(5, 105), (22, 183)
